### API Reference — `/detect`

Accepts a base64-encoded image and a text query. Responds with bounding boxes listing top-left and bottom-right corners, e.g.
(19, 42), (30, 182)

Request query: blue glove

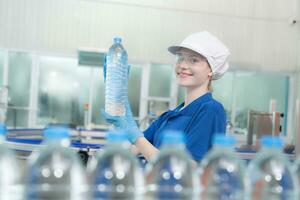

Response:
(101, 98), (143, 144)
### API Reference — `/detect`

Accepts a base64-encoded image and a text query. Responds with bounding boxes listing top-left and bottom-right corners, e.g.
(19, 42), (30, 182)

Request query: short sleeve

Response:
(143, 111), (170, 144)
(185, 105), (226, 161)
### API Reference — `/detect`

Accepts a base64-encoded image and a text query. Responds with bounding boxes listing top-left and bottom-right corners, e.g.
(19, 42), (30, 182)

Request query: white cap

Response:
(168, 31), (230, 80)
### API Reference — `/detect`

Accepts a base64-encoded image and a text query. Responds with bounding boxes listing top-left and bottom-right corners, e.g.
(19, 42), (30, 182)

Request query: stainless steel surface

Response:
(247, 110), (282, 146)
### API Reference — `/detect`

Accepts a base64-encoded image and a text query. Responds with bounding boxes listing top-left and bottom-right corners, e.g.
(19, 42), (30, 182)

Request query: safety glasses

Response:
(175, 53), (207, 66)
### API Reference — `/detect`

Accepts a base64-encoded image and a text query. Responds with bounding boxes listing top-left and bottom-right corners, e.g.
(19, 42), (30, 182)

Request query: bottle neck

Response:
(45, 138), (70, 148)
(213, 145), (234, 150)
(0, 135), (5, 144)
(108, 140), (131, 149)
(161, 143), (186, 150)
(261, 146), (282, 153)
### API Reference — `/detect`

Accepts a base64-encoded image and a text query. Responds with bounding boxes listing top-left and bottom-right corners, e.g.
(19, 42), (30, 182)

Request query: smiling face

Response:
(174, 48), (212, 90)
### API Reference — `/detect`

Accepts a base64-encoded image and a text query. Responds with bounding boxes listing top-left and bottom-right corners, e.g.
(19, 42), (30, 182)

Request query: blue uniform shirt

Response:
(144, 92), (226, 161)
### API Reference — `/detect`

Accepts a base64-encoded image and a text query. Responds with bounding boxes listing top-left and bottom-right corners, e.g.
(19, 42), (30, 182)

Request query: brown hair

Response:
(207, 59), (213, 92)
(208, 79), (213, 92)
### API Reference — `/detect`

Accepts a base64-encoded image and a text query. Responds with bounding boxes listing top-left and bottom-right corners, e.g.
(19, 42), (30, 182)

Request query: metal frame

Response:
(230, 71), (237, 126)
(247, 110), (282, 146)
(287, 74), (296, 142)
(138, 63), (150, 128)
(0, 50), (9, 123)
(87, 68), (96, 127)
(295, 100), (300, 156)
(28, 53), (39, 127)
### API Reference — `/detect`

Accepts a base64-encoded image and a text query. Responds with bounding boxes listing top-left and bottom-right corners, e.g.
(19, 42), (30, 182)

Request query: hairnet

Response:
(168, 31), (230, 80)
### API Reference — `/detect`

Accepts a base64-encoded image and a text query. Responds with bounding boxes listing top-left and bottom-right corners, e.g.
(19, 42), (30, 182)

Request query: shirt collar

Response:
(173, 92), (213, 115)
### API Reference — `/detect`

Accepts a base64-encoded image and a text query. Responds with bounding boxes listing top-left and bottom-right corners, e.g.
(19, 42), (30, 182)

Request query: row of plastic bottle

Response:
(1, 123), (300, 200)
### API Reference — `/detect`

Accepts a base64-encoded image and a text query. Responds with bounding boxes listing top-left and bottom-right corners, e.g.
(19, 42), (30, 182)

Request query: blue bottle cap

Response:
(44, 126), (70, 140)
(162, 130), (186, 145)
(113, 37), (122, 44)
(260, 136), (284, 148)
(0, 123), (7, 136)
(213, 134), (236, 147)
(106, 129), (129, 142)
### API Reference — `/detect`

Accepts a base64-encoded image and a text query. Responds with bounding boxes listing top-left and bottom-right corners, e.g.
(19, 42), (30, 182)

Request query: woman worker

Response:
(102, 31), (230, 162)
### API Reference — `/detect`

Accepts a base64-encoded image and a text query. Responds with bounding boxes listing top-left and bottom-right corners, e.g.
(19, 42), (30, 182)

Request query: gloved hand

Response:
(102, 57), (142, 144)
(101, 98), (143, 144)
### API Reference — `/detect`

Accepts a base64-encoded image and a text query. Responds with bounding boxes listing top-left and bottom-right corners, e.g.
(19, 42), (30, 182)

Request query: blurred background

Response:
(0, 0), (299, 146)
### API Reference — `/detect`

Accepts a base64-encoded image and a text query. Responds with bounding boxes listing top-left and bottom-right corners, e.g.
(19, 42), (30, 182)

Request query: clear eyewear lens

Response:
(175, 54), (184, 64)
(175, 54), (197, 65)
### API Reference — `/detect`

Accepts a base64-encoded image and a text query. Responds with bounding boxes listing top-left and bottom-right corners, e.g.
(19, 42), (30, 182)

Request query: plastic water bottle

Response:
(89, 130), (144, 199)
(293, 154), (300, 199)
(247, 136), (298, 200)
(25, 126), (89, 200)
(105, 37), (128, 116)
(145, 131), (199, 200)
(199, 134), (246, 200)
(0, 124), (22, 200)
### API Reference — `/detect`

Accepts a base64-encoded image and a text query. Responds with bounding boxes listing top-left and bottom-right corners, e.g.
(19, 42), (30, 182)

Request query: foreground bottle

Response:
(293, 150), (300, 199)
(0, 123), (22, 200)
(105, 37), (129, 116)
(89, 130), (143, 200)
(145, 131), (198, 200)
(25, 126), (88, 200)
(199, 134), (246, 200)
(247, 136), (298, 200)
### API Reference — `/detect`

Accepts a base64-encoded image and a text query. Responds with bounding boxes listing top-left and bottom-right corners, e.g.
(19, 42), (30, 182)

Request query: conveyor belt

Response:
(5, 128), (108, 160)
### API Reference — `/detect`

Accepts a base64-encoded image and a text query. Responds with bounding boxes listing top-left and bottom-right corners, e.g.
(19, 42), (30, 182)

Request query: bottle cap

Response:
(213, 134), (236, 147)
(260, 136), (284, 148)
(44, 126), (70, 140)
(107, 129), (129, 142)
(0, 123), (7, 136)
(113, 37), (122, 44)
(162, 130), (186, 145)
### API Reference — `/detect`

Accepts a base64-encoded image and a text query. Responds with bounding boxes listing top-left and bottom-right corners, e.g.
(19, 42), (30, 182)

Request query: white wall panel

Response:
(295, 0), (300, 99)
(0, 0), (299, 71)
(87, 0), (295, 20)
